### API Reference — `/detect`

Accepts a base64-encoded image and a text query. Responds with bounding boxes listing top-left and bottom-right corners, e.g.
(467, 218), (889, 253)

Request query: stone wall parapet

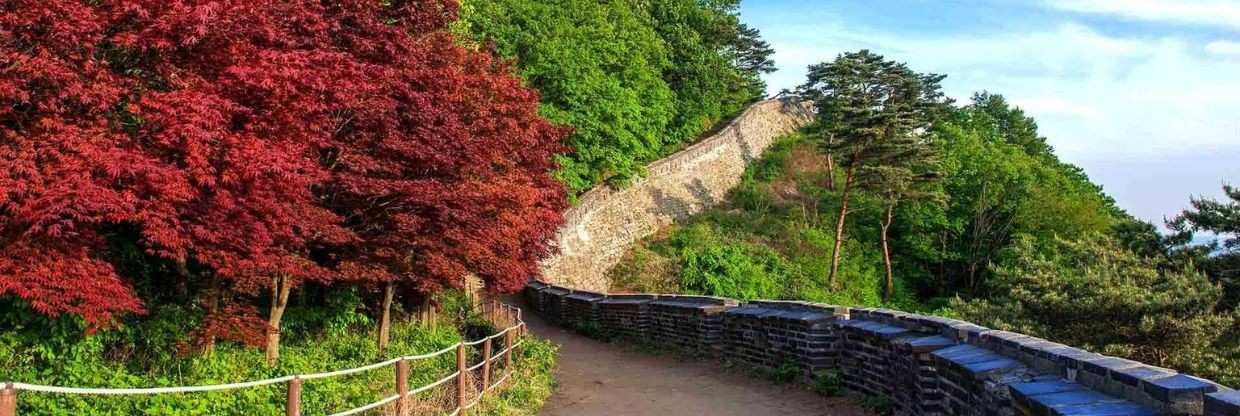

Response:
(526, 281), (1237, 416)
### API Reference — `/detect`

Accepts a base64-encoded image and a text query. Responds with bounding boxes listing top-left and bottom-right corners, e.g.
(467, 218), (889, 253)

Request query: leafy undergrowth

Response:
(0, 289), (556, 415)
(476, 338), (559, 416)
(609, 133), (923, 311)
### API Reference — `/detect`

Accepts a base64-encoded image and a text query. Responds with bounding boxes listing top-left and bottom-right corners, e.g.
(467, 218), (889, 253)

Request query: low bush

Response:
(609, 134), (916, 309)
(813, 370), (843, 397)
(0, 289), (554, 415)
(476, 338), (559, 416)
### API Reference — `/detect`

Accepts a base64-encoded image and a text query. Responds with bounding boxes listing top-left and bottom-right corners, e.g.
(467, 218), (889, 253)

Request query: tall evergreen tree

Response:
(858, 139), (943, 300)
(1168, 184), (1240, 306)
(797, 50), (946, 289)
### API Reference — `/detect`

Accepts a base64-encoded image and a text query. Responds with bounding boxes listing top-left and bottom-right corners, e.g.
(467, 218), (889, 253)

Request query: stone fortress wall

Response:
(525, 281), (1240, 416)
(538, 97), (815, 292)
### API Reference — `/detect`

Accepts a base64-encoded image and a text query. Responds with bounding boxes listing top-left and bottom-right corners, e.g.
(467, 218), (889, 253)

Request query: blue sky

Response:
(740, 0), (1240, 229)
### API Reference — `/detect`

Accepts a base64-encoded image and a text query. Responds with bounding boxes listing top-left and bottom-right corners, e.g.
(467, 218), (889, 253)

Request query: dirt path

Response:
(525, 313), (869, 416)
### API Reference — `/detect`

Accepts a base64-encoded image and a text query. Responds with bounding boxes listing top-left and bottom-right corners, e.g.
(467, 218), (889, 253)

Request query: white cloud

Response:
(1205, 39), (1240, 56)
(748, 11), (1240, 225)
(1015, 97), (1104, 119)
(757, 22), (1240, 158)
(1044, 0), (1240, 30)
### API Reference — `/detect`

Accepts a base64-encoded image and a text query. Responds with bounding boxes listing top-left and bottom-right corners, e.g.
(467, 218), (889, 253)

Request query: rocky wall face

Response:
(538, 98), (815, 292)
(526, 282), (1238, 416)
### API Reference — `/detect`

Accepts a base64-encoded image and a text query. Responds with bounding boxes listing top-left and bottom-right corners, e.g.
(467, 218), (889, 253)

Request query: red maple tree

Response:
(0, 0), (567, 357)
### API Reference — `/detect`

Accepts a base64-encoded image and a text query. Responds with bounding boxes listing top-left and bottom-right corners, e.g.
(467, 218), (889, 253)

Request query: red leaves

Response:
(1, 0), (567, 332)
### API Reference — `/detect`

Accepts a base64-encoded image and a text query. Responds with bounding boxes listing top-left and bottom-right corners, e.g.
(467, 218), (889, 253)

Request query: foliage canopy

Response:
(462, 0), (774, 193)
(0, 0), (566, 342)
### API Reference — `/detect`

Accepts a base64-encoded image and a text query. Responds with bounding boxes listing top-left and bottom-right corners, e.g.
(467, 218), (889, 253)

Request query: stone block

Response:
(597, 294), (656, 340)
(1139, 374), (1220, 415)
(563, 290), (605, 328)
(523, 280), (547, 312)
(1206, 390), (1240, 416)
(649, 296), (737, 356)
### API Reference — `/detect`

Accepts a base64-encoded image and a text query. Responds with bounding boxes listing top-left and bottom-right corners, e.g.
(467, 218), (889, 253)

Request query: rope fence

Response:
(0, 300), (527, 416)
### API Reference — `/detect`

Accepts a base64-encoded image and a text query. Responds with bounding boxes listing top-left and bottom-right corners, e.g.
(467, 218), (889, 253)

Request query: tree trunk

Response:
(881, 204), (895, 302)
(377, 281), (395, 355)
(827, 167), (857, 290)
(201, 274), (220, 356)
(824, 153), (835, 191)
(265, 275), (292, 366)
(416, 296), (436, 329)
(174, 258), (190, 299)
(939, 230), (948, 292)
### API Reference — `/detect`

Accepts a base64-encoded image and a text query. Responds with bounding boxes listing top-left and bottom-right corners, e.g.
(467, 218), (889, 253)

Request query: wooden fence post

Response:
(505, 331), (514, 376)
(1, 383), (16, 416)
(286, 377), (301, 416)
(482, 340), (492, 391)
(395, 360), (409, 415)
(456, 343), (467, 413)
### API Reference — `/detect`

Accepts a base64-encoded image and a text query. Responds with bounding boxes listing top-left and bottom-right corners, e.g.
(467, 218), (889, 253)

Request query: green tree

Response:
(462, 0), (774, 194)
(860, 143), (943, 301)
(1169, 184), (1240, 306)
(953, 233), (1240, 385)
(797, 50), (947, 289)
(463, 0), (674, 193)
(914, 95), (1116, 295)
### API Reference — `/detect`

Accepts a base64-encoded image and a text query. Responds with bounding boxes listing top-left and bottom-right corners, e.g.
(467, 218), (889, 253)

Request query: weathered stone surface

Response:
(538, 98), (814, 292)
(1206, 390), (1240, 416)
(1010, 379), (1159, 416)
(723, 302), (843, 379)
(563, 290), (605, 328)
(597, 294), (657, 340)
(649, 296), (737, 356)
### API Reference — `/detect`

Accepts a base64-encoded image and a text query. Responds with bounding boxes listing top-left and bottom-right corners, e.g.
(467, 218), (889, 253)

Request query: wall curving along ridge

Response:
(524, 281), (1240, 416)
(538, 97), (815, 292)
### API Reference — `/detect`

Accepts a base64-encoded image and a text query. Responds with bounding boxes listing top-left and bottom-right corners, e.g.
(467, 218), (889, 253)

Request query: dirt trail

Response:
(526, 312), (868, 416)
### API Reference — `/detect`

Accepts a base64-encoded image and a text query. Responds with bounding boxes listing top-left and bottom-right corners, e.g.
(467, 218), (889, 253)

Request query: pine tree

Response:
(797, 50), (946, 290)
(856, 139), (944, 301)
(1168, 184), (1240, 306)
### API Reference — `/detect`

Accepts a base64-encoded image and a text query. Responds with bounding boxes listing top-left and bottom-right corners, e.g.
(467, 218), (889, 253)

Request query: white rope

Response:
(446, 408), (461, 416)
(301, 357), (401, 380)
(403, 343), (459, 361)
(326, 393), (400, 416)
(407, 371), (460, 396)
(10, 306), (525, 398)
(462, 324), (518, 347)
(464, 394), (482, 410)
(488, 373), (511, 392)
(461, 371), (509, 411)
(12, 376), (295, 395)
(488, 345), (514, 362)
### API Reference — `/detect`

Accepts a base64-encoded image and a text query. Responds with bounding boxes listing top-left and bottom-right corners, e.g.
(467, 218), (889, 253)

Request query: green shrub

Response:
(813, 370), (843, 397)
(572, 321), (604, 340)
(609, 134), (918, 309)
(861, 395), (895, 416)
(954, 234), (1240, 386)
(0, 288), (564, 415)
(769, 361), (801, 384)
(679, 242), (792, 300)
(2, 312), (462, 416)
(477, 338), (559, 416)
